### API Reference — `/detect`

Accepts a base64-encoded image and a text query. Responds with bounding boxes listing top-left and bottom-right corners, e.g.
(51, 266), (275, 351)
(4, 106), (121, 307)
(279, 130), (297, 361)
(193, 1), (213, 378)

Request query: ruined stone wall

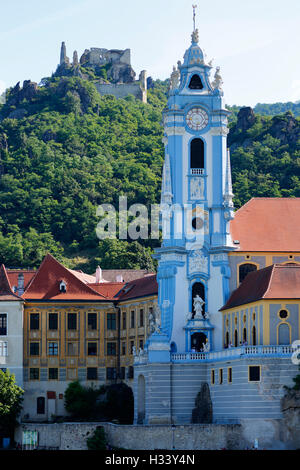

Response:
(95, 83), (146, 103)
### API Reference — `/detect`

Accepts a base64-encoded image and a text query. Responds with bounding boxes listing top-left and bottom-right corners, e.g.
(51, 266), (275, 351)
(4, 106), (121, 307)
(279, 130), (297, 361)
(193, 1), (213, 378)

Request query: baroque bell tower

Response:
(148, 19), (235, 359)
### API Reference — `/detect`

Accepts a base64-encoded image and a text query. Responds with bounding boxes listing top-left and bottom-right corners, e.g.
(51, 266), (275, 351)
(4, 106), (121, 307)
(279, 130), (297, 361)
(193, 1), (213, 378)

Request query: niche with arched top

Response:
(192, 281), (205, 316)
(189, 74), (204, 90)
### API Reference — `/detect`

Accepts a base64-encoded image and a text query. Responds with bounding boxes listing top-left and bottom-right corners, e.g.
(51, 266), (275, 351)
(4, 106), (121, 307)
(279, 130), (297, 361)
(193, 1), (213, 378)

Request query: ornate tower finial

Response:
(191, 5), (199, 44)
(192, 4), (197, 31)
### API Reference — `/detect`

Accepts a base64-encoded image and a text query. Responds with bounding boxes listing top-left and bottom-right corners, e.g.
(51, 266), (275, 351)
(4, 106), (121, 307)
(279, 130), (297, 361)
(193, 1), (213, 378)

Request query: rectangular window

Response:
(122, 312), (126, 330)
(139, 339), (144, 350)
(107, 342), (116, 356)
(139, 309), (144, 327)
(121, 342), (126, 356)
(219, 368), (223, 385)
(67, 368), (77, 381)
(37, 397), (45, 414)
(30, 368), (39, 380)
(48, 368), (58, 380)
(211, 369), (215, 385)
(48, 342), (58, 356)
(48, 313), (58, 330)
(87, 367), (98, 380)
(128, 366), (134, 379)
(30, 313), (40, 330)
(0, 314), (7, 335)
(0, 342), (8, 357)
(130, 340), (134, 355)
(106, 367), (116, 380)
(107, 313), (116, 330)
(130, 311), (135, 328)
(88, 342), (97, 356)
(67, 342), (78, 356)
(249, 365), (260, 382)
(67, 313), (77, 330)
(88, 313), (97, 330)
(30, 342), (40, 356)
(228, 367), (232, 384)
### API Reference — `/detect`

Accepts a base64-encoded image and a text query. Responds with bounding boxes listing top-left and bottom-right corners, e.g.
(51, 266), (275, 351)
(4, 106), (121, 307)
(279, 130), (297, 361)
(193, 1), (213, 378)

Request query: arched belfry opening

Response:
(189, 74), (204, 90)
(192, 281), (205, 316)
(190, 138), (204, 171)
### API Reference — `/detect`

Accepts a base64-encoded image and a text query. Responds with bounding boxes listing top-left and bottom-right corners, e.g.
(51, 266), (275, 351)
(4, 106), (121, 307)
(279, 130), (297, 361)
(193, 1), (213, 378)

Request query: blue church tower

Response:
(134, 26), (236, 425)
(150, 27), (235, 356)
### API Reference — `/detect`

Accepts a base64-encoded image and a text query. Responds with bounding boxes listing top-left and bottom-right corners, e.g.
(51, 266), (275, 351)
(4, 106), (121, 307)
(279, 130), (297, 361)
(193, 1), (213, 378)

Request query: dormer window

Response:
(189, 74), (204, 90)
(59, 281), (67, 293)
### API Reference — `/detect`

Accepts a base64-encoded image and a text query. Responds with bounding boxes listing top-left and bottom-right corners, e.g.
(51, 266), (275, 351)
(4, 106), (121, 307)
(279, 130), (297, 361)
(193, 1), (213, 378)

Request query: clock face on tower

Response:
(186, 107), (209, 131)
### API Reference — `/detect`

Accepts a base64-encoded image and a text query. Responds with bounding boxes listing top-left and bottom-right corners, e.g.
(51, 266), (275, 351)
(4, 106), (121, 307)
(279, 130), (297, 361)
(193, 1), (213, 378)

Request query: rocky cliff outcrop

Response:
(281, 390), (300, 449)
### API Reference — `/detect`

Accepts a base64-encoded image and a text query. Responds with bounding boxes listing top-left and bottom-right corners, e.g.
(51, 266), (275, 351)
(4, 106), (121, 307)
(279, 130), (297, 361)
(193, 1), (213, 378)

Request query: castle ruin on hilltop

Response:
(56, 42), (147, 103)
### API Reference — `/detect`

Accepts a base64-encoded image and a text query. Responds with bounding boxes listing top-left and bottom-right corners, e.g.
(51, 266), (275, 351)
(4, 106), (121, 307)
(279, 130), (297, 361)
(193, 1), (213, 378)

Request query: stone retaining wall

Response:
(14, 418), (294, 450)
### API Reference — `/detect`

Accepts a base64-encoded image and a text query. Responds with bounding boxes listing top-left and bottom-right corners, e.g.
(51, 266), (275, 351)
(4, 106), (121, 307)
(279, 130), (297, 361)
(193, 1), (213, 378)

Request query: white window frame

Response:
(0, 313), (7, 336)
(0, 341), (8, 357)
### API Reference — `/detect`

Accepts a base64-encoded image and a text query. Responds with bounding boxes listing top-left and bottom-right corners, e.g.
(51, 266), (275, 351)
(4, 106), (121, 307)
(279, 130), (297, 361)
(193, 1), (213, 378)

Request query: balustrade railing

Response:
(171, 345), (296, 362)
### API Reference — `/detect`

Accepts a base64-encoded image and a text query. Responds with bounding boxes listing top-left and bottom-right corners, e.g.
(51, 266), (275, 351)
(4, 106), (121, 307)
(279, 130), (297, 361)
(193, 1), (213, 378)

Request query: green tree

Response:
(64, 380), (101, 420)
(96, 239), (156, 271)
(86, 426), (107, 450)
(0, 370), (24, 437)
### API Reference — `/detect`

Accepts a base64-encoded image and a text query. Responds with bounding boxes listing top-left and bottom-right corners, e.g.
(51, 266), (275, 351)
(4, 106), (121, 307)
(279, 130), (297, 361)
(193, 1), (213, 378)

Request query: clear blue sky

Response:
(0, 0), (300, 106)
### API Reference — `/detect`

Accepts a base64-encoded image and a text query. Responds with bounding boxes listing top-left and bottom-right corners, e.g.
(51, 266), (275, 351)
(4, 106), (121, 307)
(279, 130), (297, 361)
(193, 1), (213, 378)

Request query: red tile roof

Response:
(220, 263), (300, 310)
(7, 269), (36, 291)
(88, 283), (125, 300)
(0, 264), (22, 301)
(21, 254), (158, 303)
(230, 198), (300, 252)
(23, 254), (106, 301)
(117, 275), (158, 301)
(100, 269), (155, 282)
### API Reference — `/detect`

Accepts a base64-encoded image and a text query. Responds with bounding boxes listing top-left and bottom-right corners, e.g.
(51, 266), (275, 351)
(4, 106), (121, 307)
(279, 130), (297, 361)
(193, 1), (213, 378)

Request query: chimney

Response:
(17, 273), (24, 295)
(95, 266), (103, 283)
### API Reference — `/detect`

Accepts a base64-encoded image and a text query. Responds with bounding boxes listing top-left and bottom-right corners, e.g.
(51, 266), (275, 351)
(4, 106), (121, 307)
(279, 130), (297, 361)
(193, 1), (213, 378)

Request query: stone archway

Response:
(191, 332), (207, 352)
(137, 375), (145, 424)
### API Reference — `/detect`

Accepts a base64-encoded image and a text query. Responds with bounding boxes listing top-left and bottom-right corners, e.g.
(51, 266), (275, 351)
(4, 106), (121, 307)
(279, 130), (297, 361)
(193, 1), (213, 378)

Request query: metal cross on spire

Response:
(192, 4), (197, 31)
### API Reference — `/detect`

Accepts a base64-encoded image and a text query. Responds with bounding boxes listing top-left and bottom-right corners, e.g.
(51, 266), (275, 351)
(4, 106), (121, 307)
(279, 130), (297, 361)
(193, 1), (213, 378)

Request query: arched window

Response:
(239, 263), (258, 284)
(243, 328), (247, 344)
(189, 74), (204, 90)
(252, 326), (257, 346)
(190, 138), (204, 171)
(234, 329), (238, 347)
(224, 331), (229, 348)
(278, 323), (290, 345)
(192, 282), (205, 316)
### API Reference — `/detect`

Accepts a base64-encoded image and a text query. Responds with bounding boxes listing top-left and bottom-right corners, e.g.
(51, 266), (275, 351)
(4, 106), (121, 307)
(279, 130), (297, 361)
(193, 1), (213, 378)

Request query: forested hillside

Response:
(0, 77), (299, 271)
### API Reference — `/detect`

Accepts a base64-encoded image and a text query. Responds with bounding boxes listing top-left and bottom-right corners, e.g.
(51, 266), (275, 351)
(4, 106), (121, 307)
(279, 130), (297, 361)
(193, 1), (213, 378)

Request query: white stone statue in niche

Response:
(190, 177), (204, 200)
(193, 295), (205, 319)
